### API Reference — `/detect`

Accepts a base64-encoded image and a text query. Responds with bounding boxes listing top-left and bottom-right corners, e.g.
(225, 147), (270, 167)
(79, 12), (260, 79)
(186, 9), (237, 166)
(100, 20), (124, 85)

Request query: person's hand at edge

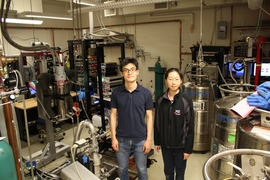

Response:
(183, 153), (190, 160)
(143, 139), (152, 154)
(111, 138), (119, 152)
(155, 145), (161, 152)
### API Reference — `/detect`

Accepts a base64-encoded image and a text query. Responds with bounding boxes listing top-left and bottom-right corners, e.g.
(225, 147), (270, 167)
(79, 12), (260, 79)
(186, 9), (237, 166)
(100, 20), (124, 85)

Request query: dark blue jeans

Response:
(116, 138), (148, 180)
(161, 147), (187, 180)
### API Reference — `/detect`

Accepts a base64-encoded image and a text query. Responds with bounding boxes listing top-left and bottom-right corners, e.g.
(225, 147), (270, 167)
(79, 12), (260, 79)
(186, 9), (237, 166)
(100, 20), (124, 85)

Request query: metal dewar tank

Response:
(208, 83), (258, 180)
(209, 95), (244, 179)
(183, 80), (216, 152)
(235, 116), (270, 179)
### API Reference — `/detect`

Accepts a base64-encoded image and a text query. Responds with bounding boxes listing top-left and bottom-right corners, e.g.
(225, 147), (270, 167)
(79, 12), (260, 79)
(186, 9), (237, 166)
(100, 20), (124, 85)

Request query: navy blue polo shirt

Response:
(110, 83), (153, 140)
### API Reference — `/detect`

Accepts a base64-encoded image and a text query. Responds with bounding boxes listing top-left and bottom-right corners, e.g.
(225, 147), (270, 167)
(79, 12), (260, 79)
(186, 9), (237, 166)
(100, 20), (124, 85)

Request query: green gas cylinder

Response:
(155, 59), (166, 102)
(0, 137), (18, 180)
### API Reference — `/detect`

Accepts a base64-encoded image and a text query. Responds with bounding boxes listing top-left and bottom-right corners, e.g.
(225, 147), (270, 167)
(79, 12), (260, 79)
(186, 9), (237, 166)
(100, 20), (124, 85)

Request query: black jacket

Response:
(154, 90), (194, 154)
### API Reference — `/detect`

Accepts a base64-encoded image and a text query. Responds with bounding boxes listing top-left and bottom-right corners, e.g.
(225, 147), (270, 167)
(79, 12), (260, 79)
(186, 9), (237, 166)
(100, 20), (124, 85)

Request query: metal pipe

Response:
(10, 102), (26, 180)
(203, 149), (270, 180)
(2, 97), (22, 180)
(73, 120), (101, 177)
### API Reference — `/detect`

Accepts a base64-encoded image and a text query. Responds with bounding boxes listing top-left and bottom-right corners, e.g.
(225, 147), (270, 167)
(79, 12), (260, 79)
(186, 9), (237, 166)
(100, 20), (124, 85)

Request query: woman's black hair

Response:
(164, 68), (183, 80)
(119, 57), (139, 72)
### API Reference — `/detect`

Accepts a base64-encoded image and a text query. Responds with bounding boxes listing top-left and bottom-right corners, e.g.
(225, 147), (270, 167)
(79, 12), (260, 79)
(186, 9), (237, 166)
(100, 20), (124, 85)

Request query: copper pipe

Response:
(2, 97), (22, 180)
(230, 6), (233, 46)
(179, 20), (182, 70)
(0, 52), (3, 77)
(51, 29), (55, 47)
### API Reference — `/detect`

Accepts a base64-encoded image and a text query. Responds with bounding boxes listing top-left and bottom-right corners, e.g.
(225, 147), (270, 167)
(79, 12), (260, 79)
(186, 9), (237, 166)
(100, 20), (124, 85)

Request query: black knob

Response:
(4, 77), (16, 88)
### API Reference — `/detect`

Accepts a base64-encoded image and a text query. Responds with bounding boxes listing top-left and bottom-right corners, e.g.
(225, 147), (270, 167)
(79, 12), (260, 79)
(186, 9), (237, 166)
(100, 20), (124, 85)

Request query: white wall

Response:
(90, 2), (270, 88)
(2, 28), (74, 55)
(2, 1), (270, 87)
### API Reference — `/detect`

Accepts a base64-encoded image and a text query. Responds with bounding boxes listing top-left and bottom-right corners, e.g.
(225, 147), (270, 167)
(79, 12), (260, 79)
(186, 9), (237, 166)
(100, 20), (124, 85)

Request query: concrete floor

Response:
(20, 122), (211, 180)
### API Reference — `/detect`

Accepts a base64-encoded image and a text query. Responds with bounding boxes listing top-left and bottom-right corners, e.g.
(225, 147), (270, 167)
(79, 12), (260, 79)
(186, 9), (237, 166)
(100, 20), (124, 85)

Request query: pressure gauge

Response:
(199, 61), (206, 68)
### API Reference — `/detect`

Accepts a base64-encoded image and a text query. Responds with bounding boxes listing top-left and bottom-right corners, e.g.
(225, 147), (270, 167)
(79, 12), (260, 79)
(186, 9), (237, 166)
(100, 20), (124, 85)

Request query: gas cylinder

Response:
(155, 58), (166, 102)
(0, 137), (18, 180)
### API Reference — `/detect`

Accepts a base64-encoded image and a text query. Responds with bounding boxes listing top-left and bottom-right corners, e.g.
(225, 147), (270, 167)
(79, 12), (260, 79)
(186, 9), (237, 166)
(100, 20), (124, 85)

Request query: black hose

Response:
(0, 0), (58, 63)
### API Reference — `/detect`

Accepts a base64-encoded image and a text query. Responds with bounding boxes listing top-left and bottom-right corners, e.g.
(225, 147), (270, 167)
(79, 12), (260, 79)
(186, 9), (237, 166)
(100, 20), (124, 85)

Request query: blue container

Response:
(0, 138), (18, 180)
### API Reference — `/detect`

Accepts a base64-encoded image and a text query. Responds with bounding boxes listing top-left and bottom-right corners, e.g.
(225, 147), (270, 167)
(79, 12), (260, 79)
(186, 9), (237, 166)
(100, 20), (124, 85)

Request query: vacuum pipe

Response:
(73, 120), (101, 177)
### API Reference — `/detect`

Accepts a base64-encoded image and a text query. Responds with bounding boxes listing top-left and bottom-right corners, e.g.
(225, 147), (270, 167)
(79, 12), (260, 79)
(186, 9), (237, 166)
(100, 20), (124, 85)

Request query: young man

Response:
(110, 57), (153, 180)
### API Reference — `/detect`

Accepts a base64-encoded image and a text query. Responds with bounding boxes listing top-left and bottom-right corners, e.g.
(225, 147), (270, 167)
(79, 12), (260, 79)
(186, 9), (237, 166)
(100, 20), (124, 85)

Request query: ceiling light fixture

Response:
(2, 18), (43, 25)
(69, 0), (176, 13)
(73, 0), (97, 6)
(19, 11), (73, 21)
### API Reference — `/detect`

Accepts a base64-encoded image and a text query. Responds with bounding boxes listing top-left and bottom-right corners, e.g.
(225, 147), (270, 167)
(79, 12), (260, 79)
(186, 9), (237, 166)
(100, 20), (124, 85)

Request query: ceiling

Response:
(43, 0), (104, 4)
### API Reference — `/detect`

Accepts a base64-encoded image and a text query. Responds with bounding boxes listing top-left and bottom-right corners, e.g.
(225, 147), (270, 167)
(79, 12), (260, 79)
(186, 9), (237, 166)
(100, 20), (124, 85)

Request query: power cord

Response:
(70, 144), (83, 180)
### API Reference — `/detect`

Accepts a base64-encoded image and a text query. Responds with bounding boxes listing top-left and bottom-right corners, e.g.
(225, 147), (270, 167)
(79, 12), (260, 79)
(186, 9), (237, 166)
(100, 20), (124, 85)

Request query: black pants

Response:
(161, 147), (187, 180)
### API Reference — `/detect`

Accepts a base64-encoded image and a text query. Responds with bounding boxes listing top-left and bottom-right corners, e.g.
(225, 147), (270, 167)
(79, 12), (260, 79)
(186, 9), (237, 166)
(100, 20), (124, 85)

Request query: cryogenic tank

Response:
(209, 84), (257, 180)
(0, 137), (18, 180)
(210, 95), (243, 179)
(235, 116), (270, 179)
(183, 80), (216, 152)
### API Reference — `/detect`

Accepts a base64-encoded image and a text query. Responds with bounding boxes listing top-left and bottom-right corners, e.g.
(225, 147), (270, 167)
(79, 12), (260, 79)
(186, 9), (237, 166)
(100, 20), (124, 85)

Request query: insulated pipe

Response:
(89, 12), (94, 39)
(203, 149), (270, 180)
(73, 120), (98, 148)
(73, 120), (101, 177)
(2, 97), (22, 180)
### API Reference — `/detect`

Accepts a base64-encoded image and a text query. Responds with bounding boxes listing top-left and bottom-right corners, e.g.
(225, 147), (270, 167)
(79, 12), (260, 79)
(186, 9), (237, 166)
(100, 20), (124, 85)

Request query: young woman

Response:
(154, 68), (194, 180)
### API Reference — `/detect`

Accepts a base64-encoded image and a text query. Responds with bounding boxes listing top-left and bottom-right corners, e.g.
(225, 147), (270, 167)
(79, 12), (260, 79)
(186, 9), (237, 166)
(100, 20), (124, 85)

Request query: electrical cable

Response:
(13, 70), (19, 88)
(70, 145), (83, 180)
(215, 64), (228, 85)
(29, 0), (37, 48)
(210, 7), (220, 45)
(80, 98), (90, 120)
(236, 0), (265, 44)
(9, 36), (40, 42)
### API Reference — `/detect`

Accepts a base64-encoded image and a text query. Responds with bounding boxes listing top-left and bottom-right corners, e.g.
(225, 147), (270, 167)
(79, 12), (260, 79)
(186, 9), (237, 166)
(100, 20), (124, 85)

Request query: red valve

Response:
(73, 102), (80, 116)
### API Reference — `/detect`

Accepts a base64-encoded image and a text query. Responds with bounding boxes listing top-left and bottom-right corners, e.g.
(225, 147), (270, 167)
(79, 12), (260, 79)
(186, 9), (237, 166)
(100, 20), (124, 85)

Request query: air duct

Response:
(247, 0), (263, 10)
(68, 0), (176, 13)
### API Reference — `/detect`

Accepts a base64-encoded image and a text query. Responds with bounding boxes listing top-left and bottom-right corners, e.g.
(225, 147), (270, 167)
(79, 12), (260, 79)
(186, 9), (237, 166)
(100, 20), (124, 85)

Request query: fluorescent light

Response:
(19, 11), (72, 21)
(73, 0), (96, 6)
(2, 18), (43, 25)
(25, 15), (72, 20)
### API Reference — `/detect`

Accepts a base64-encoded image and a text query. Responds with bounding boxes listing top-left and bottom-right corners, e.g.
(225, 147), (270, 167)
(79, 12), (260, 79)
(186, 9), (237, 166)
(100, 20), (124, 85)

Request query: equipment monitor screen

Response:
(253, 63), (270, 77)
(227, 62), (253, 77)
(27, 81), (37, 98)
